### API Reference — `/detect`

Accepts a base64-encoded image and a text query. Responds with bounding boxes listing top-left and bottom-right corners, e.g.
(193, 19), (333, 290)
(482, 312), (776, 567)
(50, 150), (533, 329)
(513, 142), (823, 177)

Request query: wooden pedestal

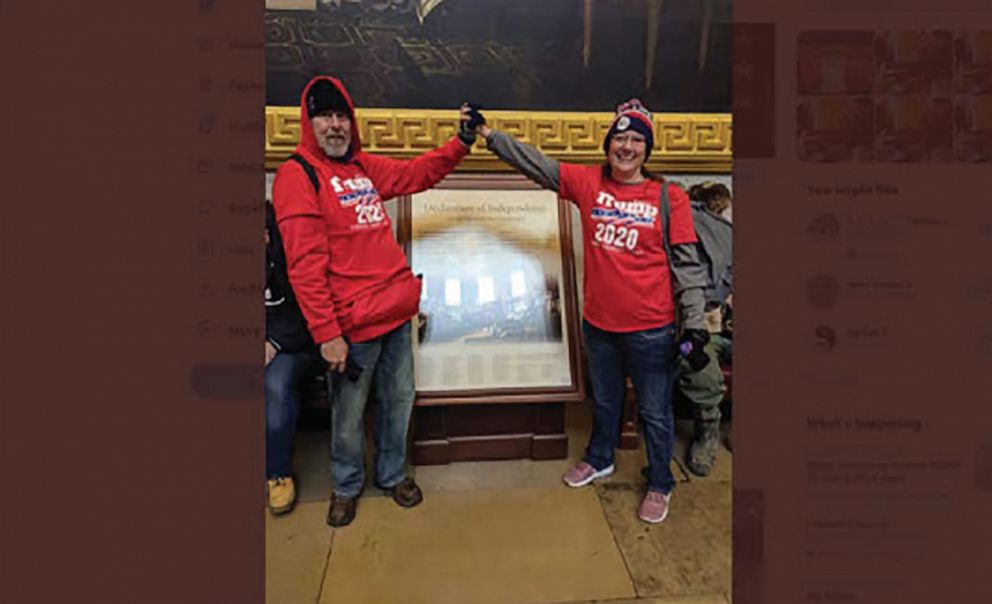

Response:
(619, 378), (640, 449)
(412, 402), (568, 465)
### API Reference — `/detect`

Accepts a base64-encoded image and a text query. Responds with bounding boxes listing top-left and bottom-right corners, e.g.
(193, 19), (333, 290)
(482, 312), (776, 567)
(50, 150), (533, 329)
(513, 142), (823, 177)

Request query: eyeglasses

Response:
(611, 134), (647, 145)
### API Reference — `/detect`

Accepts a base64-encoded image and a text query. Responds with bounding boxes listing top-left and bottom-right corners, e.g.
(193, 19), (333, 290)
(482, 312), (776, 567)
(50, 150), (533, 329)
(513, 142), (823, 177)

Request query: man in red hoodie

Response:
(272, 75), (475, 527)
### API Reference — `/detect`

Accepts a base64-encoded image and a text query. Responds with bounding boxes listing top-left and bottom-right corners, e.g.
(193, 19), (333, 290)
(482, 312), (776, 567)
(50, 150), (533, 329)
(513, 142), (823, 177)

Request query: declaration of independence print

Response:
(409, 187), (573, 392)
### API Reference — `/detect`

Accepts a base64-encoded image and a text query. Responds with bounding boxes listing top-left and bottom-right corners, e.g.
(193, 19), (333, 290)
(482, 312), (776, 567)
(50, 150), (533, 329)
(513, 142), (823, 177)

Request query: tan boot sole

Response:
(270, 501), (295, 515)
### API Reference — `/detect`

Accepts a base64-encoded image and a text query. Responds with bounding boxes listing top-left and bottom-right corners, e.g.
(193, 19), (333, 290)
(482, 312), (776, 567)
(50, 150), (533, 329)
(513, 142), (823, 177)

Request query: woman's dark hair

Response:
(688, 181), (731, 214)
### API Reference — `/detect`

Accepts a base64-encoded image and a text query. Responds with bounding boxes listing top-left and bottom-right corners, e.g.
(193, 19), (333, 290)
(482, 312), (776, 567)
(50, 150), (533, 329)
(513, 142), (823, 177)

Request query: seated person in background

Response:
(678, 182), (733, 476)
(265, 200), (322, 515)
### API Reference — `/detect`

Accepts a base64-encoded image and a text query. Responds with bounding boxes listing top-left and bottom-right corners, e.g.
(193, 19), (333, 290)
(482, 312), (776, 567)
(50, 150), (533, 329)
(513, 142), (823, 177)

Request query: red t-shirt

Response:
(559, 164), (697, 332)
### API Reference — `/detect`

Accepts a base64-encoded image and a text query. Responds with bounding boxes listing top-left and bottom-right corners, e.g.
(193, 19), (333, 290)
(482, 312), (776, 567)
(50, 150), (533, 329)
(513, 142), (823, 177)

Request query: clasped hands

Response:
(457, 102), (489, 146)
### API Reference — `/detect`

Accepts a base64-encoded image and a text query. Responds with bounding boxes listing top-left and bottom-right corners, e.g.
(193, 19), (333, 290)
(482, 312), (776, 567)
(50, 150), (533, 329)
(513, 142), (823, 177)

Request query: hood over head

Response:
(298, 75), (362, 158)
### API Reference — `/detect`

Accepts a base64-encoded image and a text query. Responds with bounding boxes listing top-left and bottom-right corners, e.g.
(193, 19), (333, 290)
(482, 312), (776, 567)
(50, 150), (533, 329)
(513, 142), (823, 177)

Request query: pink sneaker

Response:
(638, 490), (671, 524)
(562, 461), (615, 487)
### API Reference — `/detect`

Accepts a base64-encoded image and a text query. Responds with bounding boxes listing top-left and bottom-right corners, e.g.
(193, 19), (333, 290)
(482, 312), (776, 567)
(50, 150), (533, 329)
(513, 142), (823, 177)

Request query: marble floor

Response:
(266, 401), (732, 604)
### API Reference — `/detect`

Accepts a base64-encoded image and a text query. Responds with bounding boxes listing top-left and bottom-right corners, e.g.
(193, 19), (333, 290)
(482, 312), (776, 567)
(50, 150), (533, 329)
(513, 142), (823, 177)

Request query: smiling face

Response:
(311, 109), (352, 158)
(607, 131), (648, 180)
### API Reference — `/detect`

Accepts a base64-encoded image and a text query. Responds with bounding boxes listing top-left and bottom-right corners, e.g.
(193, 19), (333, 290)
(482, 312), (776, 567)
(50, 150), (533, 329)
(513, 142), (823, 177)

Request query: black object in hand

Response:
(465, 103), (486, 130)
(343, 356), (363, 382)
(458, 102), (486, 145)
(325, 337), (364, 383)
(678, 328), (711, 372)
(326, 355), (363, 384)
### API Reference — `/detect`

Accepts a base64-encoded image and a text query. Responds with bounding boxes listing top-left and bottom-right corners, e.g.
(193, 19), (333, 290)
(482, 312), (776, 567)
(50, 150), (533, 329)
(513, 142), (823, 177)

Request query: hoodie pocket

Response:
(339, 273), (422, 333)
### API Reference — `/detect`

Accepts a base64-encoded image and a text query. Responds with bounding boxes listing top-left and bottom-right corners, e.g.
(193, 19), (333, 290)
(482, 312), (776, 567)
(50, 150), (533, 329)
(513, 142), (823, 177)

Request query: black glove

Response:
(678, 328), (711, 372)
(458, 102), (486, 146)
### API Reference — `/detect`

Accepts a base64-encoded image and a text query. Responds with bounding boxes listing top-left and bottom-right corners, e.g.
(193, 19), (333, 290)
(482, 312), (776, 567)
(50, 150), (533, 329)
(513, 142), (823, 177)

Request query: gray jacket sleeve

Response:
(484, 130), (561, 192)
(669, 243), (708, 332)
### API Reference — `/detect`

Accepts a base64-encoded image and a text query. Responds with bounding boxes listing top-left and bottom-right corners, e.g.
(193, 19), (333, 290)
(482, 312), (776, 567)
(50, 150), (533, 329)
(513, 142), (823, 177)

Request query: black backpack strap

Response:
(289, 153), (321, 193)
(658, 180), (672, 261)
(658, 180), (681, 336)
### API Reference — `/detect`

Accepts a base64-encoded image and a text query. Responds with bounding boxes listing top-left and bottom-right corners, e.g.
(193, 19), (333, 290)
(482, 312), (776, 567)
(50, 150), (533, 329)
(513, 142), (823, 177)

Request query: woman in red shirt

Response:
(471, 100), (711, 524)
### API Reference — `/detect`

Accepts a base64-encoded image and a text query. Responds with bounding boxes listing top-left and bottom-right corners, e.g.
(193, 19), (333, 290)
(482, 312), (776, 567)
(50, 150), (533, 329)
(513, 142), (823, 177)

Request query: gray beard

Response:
(319, 138), (348, 158)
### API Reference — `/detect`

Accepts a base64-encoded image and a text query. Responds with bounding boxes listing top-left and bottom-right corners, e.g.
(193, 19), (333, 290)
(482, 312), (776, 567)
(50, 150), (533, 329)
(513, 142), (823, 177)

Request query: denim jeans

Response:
(582, 319), (678, 494)
(330, 322), (415, 498)
(265, 349), (320, 479)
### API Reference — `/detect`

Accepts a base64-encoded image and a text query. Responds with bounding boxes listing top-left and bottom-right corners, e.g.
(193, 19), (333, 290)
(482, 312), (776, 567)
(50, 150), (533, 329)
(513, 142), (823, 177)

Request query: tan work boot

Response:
(267, 477), (296, 515)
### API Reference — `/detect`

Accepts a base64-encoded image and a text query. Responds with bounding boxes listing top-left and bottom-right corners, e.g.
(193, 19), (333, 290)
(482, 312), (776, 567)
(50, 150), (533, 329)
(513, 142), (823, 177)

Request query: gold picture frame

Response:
(399, 173), (585, 405)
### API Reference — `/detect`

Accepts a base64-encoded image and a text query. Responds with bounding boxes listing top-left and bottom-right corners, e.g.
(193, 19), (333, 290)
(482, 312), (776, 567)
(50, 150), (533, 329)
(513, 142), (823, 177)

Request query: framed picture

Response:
(398, 173), (584, 405)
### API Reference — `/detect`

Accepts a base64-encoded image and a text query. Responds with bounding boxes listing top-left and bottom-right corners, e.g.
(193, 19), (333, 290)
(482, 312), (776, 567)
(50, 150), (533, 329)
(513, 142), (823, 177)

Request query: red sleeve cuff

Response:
(449, 135), (471, 157)
(311, 321), (343, 344)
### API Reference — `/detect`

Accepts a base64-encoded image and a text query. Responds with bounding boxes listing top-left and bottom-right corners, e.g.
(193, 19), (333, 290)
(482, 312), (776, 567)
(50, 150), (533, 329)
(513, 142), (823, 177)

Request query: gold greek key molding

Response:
(265, 106), (732, 173)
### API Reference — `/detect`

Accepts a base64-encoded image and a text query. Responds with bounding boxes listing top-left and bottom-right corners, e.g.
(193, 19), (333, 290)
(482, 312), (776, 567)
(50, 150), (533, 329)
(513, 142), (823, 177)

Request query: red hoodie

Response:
(272, 76), (469, 343)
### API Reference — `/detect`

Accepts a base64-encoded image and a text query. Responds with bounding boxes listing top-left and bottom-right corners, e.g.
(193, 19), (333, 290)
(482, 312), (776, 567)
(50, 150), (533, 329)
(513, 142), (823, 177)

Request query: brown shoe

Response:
(326, 494), (357, 527)
(383, 477), (423, 508)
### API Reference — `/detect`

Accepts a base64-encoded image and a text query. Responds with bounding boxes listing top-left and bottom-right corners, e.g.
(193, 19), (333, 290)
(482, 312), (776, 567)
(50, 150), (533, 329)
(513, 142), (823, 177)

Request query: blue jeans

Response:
(330, 322), (415, 498)
(265, 349), (320, 479)
(582, 320), (678, 494)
